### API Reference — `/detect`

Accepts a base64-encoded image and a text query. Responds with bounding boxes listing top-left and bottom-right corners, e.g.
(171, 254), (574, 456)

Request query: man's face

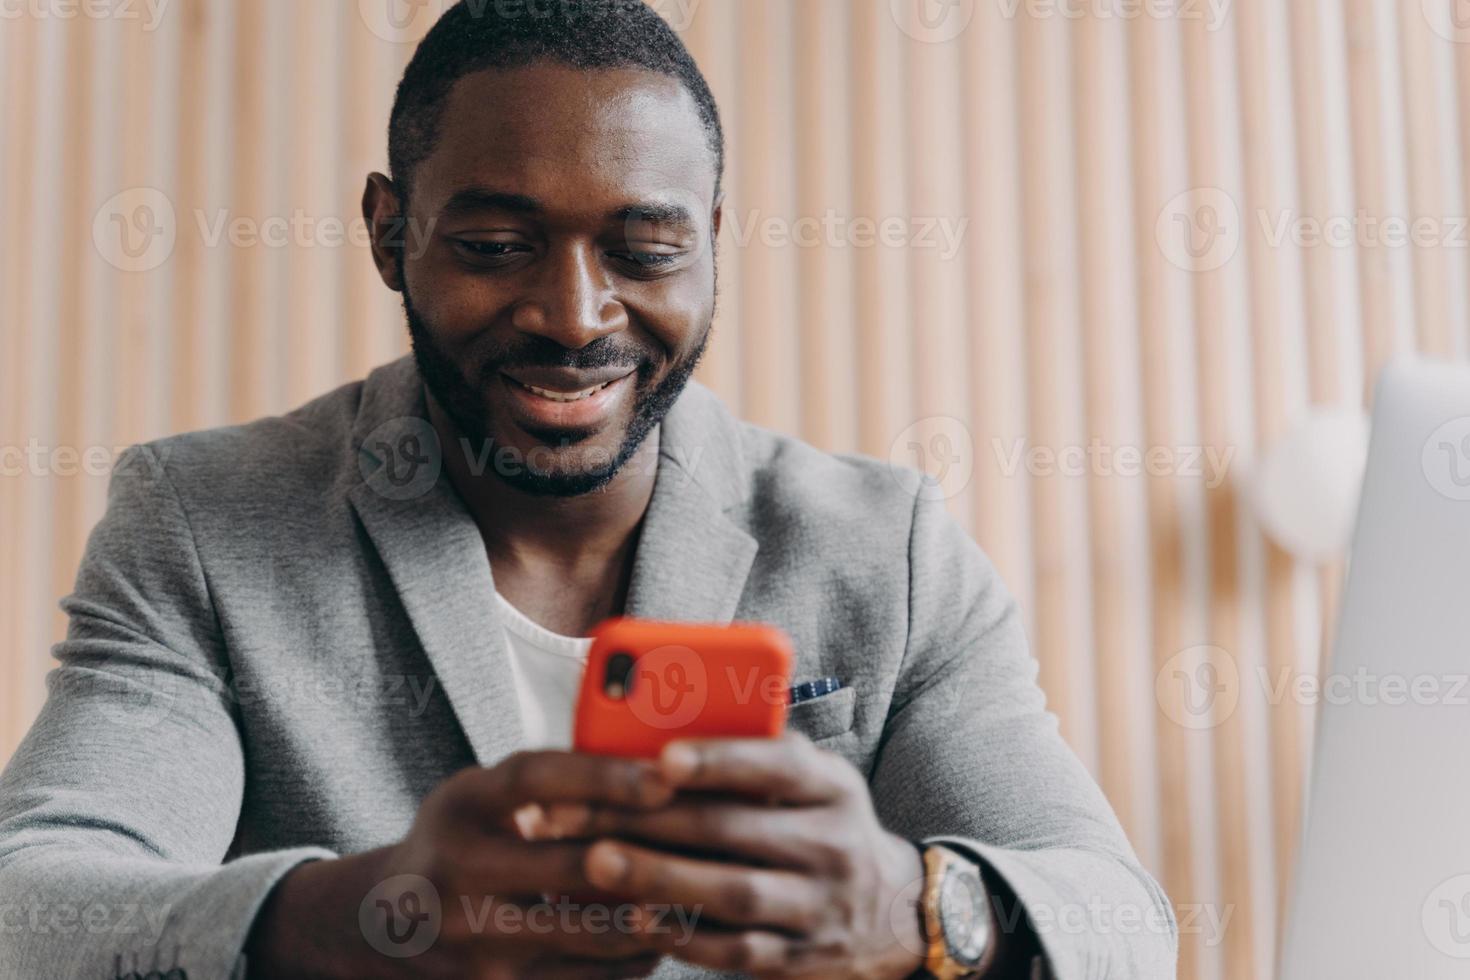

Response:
(382, 63), (720, 496)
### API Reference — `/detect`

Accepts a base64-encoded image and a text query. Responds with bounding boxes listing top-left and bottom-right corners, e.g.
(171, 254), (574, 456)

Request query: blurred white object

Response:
(1251, 407), (1370, 562)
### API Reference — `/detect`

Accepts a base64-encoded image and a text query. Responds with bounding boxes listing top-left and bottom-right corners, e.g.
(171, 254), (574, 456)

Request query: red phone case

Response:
(573, 618), (794, 758)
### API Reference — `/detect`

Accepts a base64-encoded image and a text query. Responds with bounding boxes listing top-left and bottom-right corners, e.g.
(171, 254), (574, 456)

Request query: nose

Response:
(510, 241), (628, 348)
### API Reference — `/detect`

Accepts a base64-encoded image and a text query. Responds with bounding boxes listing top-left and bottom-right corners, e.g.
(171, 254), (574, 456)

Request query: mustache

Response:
(476, 335), (652, 380)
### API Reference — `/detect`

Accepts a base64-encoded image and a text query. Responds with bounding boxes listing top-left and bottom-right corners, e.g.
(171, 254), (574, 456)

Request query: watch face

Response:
(938, 866), (990, 967)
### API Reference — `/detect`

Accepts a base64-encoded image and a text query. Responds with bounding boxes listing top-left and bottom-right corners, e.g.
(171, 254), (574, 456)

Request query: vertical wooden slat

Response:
(285, 0), (344, 406)
(48, 0), (98, 725)
(679, 0), (743, 412)
(1233, 0), (1309, 950)
(793, 0), (857, 455)
(1071, 0), (1156, 871)
(1016, 0), (1093, 757)
(1180, 11), (1257, 979)
(1398, 0), (1454, 356)
(849, 2), (913, 459)
(734, 0), (799, 433)
(961, 3), (1032, 618)
(1344, 0), (1397, 403)
(0, 13), (21, 758)
(1127, 9), (1199, 978)
(340, 4), (401, 381)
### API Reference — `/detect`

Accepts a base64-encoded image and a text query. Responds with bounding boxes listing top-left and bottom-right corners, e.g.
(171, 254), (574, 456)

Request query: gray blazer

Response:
(0, 356), (1176, 979)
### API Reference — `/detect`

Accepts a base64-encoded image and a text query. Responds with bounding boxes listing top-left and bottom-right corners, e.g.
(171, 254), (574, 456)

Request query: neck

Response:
(427, 390), (659, 568)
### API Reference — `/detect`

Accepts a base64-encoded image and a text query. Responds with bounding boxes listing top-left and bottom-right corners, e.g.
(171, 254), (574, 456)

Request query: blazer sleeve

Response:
(0, 446), (336, 980)
(868, 489), (1178, 979)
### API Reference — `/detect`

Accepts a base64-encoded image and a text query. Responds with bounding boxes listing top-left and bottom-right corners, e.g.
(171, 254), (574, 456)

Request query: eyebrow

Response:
(438, 186), (698, 230)
(615, 202), (698, 230)
(439, 189), (543, 218)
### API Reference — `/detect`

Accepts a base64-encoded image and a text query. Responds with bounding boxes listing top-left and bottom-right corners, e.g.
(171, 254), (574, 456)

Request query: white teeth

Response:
(520, 380), (610, 402)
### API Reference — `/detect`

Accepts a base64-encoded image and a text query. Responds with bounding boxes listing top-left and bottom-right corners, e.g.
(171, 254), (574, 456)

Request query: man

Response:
(0, 2), (1175, 977)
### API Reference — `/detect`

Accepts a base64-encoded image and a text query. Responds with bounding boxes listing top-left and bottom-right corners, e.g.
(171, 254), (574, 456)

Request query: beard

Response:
(403, 284), (711, 498)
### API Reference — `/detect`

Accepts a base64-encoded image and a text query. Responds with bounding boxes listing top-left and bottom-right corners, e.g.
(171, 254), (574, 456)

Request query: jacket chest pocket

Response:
(785, 686), (856, 742)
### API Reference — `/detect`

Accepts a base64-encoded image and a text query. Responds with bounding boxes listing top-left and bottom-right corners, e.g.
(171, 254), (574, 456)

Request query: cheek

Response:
(635, 283), (715, 359)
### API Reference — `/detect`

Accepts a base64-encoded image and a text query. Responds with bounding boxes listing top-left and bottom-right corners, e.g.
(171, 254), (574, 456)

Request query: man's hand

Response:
(245, 750), (678, 980)
(537, 733), (930, 979)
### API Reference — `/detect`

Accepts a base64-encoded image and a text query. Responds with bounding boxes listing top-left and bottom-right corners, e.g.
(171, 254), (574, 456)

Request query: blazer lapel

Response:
(346, 359), (524, 766)
(624, 382), (758, 624)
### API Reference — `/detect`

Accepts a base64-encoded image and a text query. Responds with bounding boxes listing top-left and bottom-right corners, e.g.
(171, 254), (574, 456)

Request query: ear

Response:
(710, 192), (724, 243)
(362, 172), (407, 293)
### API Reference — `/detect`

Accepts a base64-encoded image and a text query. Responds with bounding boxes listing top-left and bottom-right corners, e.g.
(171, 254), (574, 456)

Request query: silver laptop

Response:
(1281, 358), (1470, 977)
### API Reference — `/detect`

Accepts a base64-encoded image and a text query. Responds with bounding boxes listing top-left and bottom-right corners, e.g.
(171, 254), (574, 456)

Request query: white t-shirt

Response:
(495, 591), (593, 750)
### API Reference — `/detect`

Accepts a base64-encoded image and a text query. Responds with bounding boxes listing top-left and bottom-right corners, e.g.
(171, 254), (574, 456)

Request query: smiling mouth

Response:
(511, 378), (623, 402)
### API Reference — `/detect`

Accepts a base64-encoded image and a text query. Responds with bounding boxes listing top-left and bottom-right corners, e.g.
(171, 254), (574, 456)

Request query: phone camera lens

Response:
(604, 652), (636, 699)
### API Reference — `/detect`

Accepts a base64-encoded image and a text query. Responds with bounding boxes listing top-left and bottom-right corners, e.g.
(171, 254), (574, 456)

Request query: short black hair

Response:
(387, 0), (724, 205)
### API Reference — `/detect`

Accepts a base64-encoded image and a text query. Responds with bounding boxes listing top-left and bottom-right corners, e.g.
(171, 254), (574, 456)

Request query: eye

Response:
(611, 248), (686, 274)
(452, 239), (533, 263)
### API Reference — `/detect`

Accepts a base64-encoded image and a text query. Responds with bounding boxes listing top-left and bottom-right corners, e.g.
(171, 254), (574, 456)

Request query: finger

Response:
(458, 839), (601, 895)
(448, 751), (675, 824)
(626, 912), (847, 976)
(521, 952), (664, 980)
(658, 734), (858, 804)
(584, 840), (828, 933)
(554, 801), (843, 871)
(458, 894), (653, 959)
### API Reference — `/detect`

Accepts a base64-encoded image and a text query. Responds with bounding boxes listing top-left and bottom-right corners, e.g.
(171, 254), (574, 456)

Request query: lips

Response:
(499, 368), (637, 433)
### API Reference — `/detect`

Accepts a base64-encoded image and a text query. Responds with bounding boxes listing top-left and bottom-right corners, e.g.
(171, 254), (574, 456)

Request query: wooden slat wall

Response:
(3, 1), (1469, 976)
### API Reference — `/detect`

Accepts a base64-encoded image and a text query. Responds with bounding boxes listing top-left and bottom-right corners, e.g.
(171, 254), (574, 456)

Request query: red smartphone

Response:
(573, 617), (795, 759)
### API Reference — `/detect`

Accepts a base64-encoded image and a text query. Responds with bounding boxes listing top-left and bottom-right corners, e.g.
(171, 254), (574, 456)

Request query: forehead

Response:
(413, 62), (717, 215)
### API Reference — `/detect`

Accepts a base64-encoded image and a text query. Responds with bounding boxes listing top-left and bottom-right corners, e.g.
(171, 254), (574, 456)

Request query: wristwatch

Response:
(918, 843), (994, 979)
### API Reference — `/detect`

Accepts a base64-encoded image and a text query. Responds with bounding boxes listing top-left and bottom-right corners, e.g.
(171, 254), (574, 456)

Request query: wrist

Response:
(244, 847), (396, 980)
(879, 834), (929, 978)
